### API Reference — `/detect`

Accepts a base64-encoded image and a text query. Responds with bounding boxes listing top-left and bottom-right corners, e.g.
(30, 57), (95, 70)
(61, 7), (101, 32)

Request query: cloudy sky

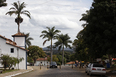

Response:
(0, 0), (93, 48)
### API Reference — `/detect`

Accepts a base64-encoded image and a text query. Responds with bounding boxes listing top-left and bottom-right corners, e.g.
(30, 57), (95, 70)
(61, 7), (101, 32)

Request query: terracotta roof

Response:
(66, 61), (75, 64)
(36, 57), (48, 61)
(12, 32), (26, 37)
(0, 35), (28, 52)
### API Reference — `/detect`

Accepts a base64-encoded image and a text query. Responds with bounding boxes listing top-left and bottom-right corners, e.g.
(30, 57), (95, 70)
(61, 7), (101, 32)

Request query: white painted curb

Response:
(5, 69), (33, 77)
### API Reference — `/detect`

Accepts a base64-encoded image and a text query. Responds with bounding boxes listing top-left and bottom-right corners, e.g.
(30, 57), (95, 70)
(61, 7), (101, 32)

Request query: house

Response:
(0, 32), (28, 69)
(34, 57), (50, 66)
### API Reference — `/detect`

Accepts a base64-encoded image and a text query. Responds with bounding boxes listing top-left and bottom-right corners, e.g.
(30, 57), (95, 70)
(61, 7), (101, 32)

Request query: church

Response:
(0, 32), (28, 69)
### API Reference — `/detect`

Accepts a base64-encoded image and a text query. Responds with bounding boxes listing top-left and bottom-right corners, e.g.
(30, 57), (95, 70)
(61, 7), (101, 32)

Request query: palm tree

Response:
(80, 10), (90, 28)
(24, 33), (33, 48)
(0, 0), (7, 7)
(6, 1), (31, 33)
(54, 34), (72, 65)
(40, 26), (61, 63)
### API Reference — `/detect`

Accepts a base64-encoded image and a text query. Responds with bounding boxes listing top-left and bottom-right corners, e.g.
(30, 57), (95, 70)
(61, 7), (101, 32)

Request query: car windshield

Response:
(50, 62), (57, 65)
(93, 63), (104, 67)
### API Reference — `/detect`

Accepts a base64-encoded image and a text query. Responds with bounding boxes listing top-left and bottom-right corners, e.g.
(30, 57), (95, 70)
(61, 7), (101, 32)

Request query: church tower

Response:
(12, 32), (26, 48)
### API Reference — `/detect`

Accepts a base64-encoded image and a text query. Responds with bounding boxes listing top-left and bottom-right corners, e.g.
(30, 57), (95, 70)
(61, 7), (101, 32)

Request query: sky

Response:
(0, 0), (93, 48)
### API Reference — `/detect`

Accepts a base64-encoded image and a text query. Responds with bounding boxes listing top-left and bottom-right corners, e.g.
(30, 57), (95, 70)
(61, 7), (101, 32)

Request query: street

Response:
(14, 66), (109, 77)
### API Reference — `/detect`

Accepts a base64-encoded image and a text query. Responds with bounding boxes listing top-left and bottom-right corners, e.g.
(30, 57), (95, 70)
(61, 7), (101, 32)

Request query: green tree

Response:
(1, 55), (10, 70)
(27, 56), (34, 64)
(54, 34), (72, 65)
(81, 0), (116, 63)
(47, 55), (59, 62)
(40, 26), (61, 63)
(24, 33), (34, 48)
(28, 46), (46, 64)
(73, 30), (89, 62)
(1, 55), (23, 70)
(0, 0), (7, 7)
(6, 1), (31, 33)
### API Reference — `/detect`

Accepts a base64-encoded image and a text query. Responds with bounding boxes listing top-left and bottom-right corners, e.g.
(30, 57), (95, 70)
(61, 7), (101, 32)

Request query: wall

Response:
(14, 37), (25, 48)
(35, 61), (50, 66)
(0, 37), (26, 69)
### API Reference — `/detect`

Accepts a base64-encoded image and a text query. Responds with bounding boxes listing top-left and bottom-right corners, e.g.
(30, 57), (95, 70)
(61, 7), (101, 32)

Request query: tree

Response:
(24, 33), (33, 48)
(28, 46), (46, 64)
(54, 34), (72, 65)
(1, 55), (10, 70)
(81, 0), (116, 63)
(1, 55), (23, 70)
(0, 0), (7, 7)
(6, 1), (31, 33)
(73, 30), (89, 62)
(47, 55), (59, 62)
(40, 26), (61, 63)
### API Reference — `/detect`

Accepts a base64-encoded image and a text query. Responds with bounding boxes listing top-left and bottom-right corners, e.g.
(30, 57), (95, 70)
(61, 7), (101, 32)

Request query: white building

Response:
(35, 57), (50, 66)
(0, 32), (28, 69)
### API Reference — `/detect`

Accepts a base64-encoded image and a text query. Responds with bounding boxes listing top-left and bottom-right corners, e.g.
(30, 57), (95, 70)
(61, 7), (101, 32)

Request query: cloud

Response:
(0, 0), (93, 47)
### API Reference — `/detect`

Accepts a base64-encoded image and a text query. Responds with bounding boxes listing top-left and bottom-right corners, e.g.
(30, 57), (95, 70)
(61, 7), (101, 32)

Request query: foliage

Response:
(28, 46), (46, 64)
(40, 26), (61, 63)
(1, 55), (23, 70)
(75, 0), (116, 63)
(70, 54), (76, 61)
(24, 33), (34, 48)
(58, 51), (71, 62)
(27, 56), (34, 64)
(0, 0), (7, 7)
(47, 55), (59, 62)
(54, 34), (72, 65)
(6, 1), (31, 33)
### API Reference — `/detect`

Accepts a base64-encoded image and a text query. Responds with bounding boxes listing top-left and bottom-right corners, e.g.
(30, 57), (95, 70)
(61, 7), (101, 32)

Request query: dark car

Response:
(50, 62), (57, 68)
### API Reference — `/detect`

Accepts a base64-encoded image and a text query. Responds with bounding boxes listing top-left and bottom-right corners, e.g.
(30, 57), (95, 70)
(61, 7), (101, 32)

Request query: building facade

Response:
(0, 32), (27, 69)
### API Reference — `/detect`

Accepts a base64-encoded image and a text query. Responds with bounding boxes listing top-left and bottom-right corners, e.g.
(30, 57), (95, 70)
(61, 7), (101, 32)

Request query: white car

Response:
(85, 63), (106, 76)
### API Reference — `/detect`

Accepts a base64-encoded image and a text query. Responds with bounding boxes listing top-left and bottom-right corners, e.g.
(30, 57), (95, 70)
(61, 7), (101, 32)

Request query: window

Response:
(11, 48), (14, 53)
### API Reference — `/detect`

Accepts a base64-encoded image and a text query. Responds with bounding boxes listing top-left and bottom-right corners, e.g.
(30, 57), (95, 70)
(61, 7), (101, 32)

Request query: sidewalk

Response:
(0, 66), (33, 77)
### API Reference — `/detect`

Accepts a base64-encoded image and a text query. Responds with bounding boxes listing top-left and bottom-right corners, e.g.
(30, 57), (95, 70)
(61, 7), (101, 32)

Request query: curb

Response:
(5, 68), (33, 77)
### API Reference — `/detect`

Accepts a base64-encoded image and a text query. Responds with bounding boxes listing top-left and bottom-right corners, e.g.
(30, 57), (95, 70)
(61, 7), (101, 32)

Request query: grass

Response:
(0, 69), (19, 74)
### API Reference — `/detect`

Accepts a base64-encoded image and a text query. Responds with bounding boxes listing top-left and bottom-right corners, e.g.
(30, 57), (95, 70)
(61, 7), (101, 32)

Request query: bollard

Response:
(40, 65), (41, 70)
(72, 64), (73, 69)
(40, 62), (42, 70)
(47, 62), (48, 69)
(59, 64), (61, 69)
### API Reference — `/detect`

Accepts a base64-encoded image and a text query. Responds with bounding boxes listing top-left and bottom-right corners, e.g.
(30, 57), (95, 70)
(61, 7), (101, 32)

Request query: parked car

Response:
(85, 63), (106, 76)
(50, 62), (57, 68)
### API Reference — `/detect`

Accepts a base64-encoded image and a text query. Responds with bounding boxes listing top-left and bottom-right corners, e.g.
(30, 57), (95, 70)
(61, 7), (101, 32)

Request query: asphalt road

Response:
(14, 66), (109, 77)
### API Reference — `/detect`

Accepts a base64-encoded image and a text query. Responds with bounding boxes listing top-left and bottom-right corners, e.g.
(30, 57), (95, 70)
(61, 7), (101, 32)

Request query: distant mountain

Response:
(42, 46), (74, 54)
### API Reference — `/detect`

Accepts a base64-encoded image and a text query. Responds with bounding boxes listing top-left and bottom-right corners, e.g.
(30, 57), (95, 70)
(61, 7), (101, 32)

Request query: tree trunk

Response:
(18, 23), (20, 33)
(62, 45), (64, 65)
(108, 54), (112, 65)
(50, 39), (53, 63)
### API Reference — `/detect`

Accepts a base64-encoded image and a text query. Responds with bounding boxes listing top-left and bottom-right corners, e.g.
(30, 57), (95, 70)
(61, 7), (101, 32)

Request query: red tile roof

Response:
(66, 61), (75, 64)
(0, 35), (28, 52)
(12, 32), (26, 37)
(36, 57), (48, 61)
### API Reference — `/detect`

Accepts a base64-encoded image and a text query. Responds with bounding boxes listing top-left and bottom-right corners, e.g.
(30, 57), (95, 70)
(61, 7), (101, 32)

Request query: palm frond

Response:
(43, 39), (48, 46)
(6, 11), (17, 16)
(12, 2), (18, 10)
(22, 12), (31, 18)
(9, 7), (16, 10)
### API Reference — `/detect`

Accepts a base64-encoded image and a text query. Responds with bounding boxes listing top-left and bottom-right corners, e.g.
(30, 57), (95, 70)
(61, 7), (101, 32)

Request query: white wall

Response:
(35, 61), (50, 66)
(14, 37), (25, 48)
(0, 37), (26, 69)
